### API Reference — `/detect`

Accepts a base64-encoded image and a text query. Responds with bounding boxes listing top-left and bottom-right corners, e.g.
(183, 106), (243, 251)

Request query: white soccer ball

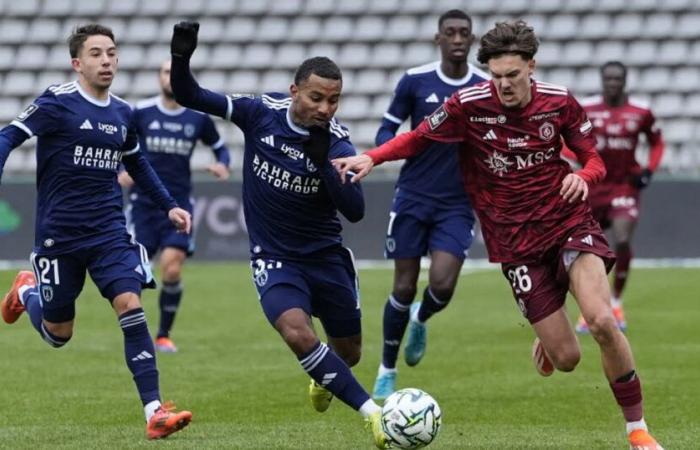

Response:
(380, 388), (442, 449)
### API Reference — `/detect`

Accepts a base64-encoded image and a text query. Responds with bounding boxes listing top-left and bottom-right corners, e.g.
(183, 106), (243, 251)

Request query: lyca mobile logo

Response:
(0, 201), (21, 235)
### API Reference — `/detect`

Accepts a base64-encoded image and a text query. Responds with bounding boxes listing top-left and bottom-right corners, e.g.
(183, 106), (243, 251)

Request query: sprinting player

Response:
(372, 9), (488, 401)
(119, 59), (231, 353)
(572, 61), (665, 334)
(168, 21), (388, 448)
(333, 21), (663, 450)
(0, 24), (192, 438)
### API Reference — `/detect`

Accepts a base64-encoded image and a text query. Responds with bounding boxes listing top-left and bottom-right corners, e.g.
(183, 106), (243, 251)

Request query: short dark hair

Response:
(601, 60), (627, 77)
(68, 24), (115, 58)
(294, 56), (342, 85)
(438, 9), (472, 29)
(477, 20), (539, 64)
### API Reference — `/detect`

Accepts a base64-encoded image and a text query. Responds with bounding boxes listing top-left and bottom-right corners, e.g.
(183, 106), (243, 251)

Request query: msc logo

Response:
(485, 151), (514, 176)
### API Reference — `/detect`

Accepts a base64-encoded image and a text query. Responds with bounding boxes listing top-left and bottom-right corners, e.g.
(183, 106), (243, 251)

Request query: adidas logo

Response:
(260, 135), (275, 147)
(483, 129), (497, 140)
(580, 235), (593, 246)
(79, 119), (93, 130)
(134, 265), (143, 275)
(131, 351), (153, 361)
(425, 93), (439, 103)
(148, 120), (161, 130)
(321, 372), (337, 387)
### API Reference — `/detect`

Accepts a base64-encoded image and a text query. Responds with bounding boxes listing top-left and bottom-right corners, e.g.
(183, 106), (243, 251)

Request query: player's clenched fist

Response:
(171, 21), (199, 59)
(168, 207), (192, 234)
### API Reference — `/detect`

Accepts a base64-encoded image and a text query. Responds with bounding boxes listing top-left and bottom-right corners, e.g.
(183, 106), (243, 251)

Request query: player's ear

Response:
(70, 58), (81, 73)
(528, 59), (536, 76)
(289, 83), (299, 99)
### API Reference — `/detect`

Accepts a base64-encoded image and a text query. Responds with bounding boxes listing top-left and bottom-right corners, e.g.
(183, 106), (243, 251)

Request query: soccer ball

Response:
(380, 388), (442, 449)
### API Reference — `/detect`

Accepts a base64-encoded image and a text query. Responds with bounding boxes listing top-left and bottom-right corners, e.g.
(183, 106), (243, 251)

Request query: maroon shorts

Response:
(588, 184), (640, 228)
(501, 220), (616, 324)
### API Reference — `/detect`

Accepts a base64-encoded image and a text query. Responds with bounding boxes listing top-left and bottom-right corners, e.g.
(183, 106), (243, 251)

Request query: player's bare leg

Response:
(373, 258), (419, 400)
(569, 253), (662, 449)
(156, 247), (186, 353)
(531, 307), (581, 375)
(610, 217), (637, 330)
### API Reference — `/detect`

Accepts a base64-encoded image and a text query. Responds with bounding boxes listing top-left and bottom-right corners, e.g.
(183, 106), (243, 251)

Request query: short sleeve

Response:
(383, 74), (413, 125)
(10, 91), (61, 137)
(560, 93), (597, 152)
(414, 92), (467, 143)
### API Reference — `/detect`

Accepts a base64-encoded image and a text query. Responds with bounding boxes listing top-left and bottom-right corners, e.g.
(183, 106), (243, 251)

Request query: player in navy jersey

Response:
(119, 60), (231, 353)
(168, 21), (388, 448)
(372, 9), (488, 401)
(0, 24), (192, 439)
(334, 21), (663, 450)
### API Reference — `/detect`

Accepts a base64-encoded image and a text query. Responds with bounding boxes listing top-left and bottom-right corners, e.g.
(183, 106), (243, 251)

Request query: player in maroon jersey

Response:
(570, 61), (665, 334)
(333, 21), (663, 450)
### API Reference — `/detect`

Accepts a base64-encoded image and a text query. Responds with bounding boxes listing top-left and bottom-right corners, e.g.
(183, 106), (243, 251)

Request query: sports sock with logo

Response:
(157, 280), (183, 338)
(382, 294), (411, 369)
(120, 308), (160, 405)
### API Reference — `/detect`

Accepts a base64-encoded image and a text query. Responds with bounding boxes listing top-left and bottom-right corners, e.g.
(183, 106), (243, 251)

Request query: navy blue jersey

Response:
(380, 61), (488, 206)
(0, 81), (175, 256)
(226, 93), (357, 258)
(130, 96), (228, 203)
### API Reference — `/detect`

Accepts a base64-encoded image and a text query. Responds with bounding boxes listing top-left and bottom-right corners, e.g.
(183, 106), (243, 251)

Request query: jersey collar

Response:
(75, 81), (111, 107)
(286, 107), (309, 136)
(156, 97), (187, 116)
(436, 62), (476, 86)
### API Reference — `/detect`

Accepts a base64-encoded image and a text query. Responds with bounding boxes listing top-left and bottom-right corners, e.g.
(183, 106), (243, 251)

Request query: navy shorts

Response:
(385, 195), (475, 260)
(127, 198), (194, 259)
(29, 235), (156, 323)
(251, 247), (361, 338)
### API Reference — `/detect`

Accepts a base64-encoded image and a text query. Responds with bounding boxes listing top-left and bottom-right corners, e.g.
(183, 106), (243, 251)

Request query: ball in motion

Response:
(380, 388), (442, 449)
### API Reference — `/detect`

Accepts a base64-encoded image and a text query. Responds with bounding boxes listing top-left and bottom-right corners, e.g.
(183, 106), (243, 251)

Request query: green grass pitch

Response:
(0, 264), (697, 449)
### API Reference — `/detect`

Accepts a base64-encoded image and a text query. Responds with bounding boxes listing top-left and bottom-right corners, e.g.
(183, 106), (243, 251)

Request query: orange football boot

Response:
(1, 271), (36, 324)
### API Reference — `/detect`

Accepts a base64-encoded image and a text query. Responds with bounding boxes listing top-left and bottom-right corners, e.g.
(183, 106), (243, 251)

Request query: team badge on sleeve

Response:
(16, 104), (38, 122)
(580, 119), (593, 135)
(428, 105), (448, 130)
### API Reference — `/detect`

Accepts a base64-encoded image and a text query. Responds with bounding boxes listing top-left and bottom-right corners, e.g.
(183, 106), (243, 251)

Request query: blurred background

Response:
(1, 0), (699, 261)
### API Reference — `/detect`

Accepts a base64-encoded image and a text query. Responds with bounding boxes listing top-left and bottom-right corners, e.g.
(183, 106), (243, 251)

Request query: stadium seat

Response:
(131, 71), (160, 96)
(535, 42), (562, 67)
(322, 17), (355, 43)
(190, 45), (212, 70)
(385, 16), (419, 42)
(2, 146), (32, 172)
(110, 72), (133, 98)
(259, 71), (293, 93)
(656, 0), (693, 11)
(545, 68), (576, 89)
(625, 0), (658, 12)
(198, 71), (228, 93)
(670, 68), (700, 93)
(352, 70), (387, 95)
(46, 45), (69, 70)
(638, 68), (672, 94)
(663, 119), (694, 144)
(335, 0), (369, 15)
(270, 0), (303, 16)
(652, 94), (684, 119)
(402, 43), (438, 68)
(338, 44), (371, 69)
(3, 72), (37, 97)
(609, 14), (644, 39)
(578, 14), (612, 40)
(562, 0), (597, 13)
(546, 15), (579, 40)
(304, 0), (336, 15)
(117, 45), (146, 70)
(0, 20), (29, 45)
(561, 41), (593, 67)
(625, 41), (658, 66)
(0, 46), (16, 71)
(0, 98), (21, 123)
(399, 0), (433, 14)
(204, 0), (237, 16)
(288, 17), (322, 43)
(6, 0), (40, 17)
(416, 15), (441, 41)
(208, 45), (243, 70)
(124, 19), (160, 44)
(656, 41), (689, 66)
(498, 0), (529, 14)
(626, 68), (642, 92)
(574, 67), (600, 95)
(676, 14), (700, 39)
(72, 0), (107, 16)
(593, 41), (626, 65)
(684, 93), (700, 117)
(371, 95), (393, 118)
(238, 44), (274, 69)
(370, 44), (403, 69)
(307, 43), (339, 62)
(689, 41), (700, 65)
(173, 0), (207, 16)
(26, 19), (62, 44)
(368, 0), (401, 14)
(595, 0), (627, 12)
(40, 0), (72, 17)
(354, 17), (385, 42)
(530, 0), (564, 13)
(222, 18), (257, 43)
(273, 44), (307, 69)
(644, 14), (676, 39)
(227, 71), (261, 94)
(336, 96), (370, 121)
(106, 0), (139, 17)
(139, 0), (171, 16)
(256, 18), (289, 43)
(15, 46), (48, 71)
(520, 15), (547, 37)
(353, 120), (384, 148)
(237, 0), (270, 15)
(144, 44), (171, 69)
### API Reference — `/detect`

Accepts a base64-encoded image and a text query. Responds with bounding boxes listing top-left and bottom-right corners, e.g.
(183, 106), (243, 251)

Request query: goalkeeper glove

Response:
(634, 168), (653, 189)
(171, 21), (199, 59)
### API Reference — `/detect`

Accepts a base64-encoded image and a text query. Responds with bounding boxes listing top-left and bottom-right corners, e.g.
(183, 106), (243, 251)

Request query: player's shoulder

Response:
(534, 79), (569, 97)
(405, 61), (440, 78)
(467, 63), (490, 82)
(626, 96), (652, 112)
(41, 81), (78, 104)
(134, 95), (160, 111)
(329, 117), (350, 140)
(456, 81), (492, 104)
(260, 92), (292, 110)
(579, 94), (604, 108)
(109, 91), (131, 109)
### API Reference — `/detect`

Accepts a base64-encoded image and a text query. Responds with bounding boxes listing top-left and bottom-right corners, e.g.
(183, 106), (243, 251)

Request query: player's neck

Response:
(440, 60), (468, 80)
(160, 95), (180, 110)
(604, 94), (627, 108)
(77, 79), (109, 101)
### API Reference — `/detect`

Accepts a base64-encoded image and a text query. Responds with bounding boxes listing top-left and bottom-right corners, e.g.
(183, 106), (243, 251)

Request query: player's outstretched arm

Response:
(0, 125), (31, 184)
(169, 21), (228, 119)
(332, 154), (374, 184)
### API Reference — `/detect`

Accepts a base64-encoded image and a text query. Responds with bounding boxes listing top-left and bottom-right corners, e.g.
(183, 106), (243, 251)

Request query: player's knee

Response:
(551, 347), (581, 372)
(162, 265), (182, 283)
(392, 283), (417, 304)
(587, 312), (619, 344)
(280, 326), (318, 355)
(41, 322), (73, 348)
(337, 346), (362, 367)
(427, 283), (455, 303)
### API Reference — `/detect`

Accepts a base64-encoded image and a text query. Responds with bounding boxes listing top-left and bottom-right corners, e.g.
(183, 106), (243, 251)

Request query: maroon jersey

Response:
(581, 95), (663, 186)
(415, 80), (599, 264)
